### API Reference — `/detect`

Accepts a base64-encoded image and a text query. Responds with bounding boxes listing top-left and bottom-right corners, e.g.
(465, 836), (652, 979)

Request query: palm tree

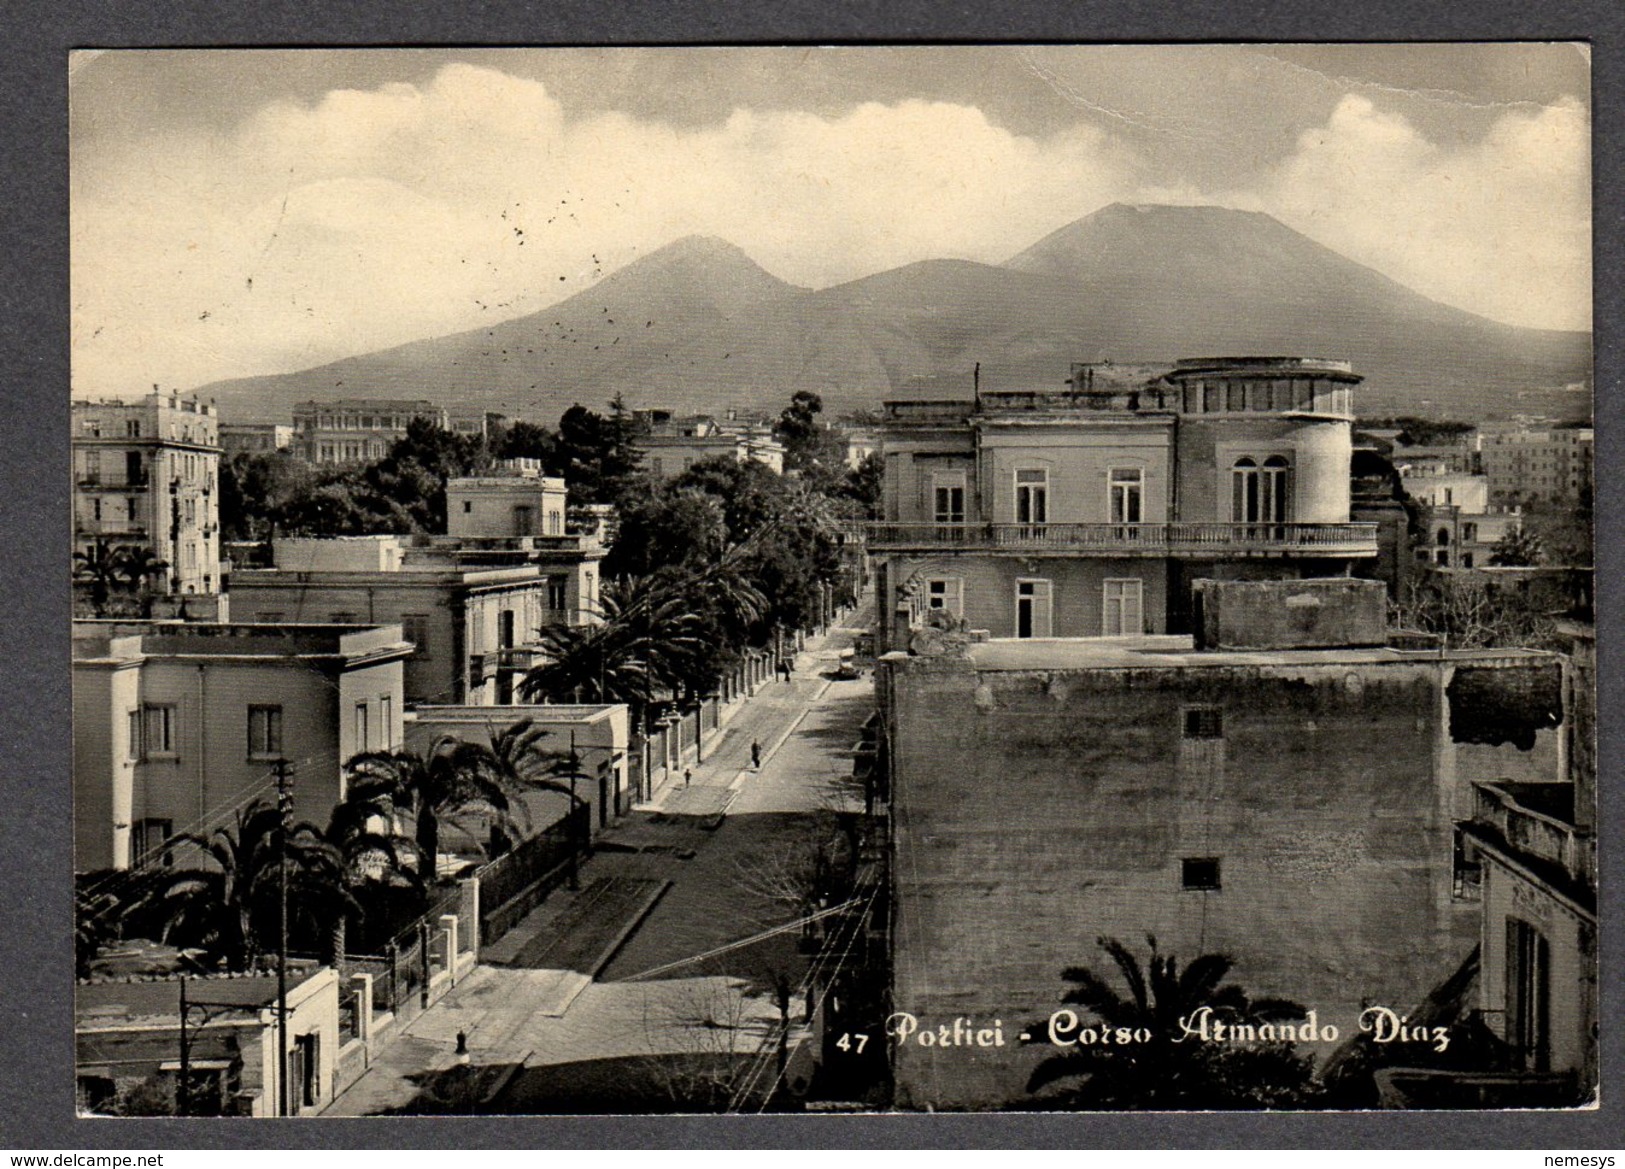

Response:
(133, 801), (355, 971)
(72, 540), (123, 617)
(326, 783), (428, 955)
(343, 724), (575, 871)
(1023, 935), (1322, 1110)
(114, 546), (171, 614)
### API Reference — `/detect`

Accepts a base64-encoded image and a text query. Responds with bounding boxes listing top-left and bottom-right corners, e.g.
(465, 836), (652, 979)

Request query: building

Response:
(228, 532), (604, 707)
(1400, 472), (1522, 570)
(292, 399), (450, 465)
(76, 965), (340, 1117)
(633, 412), (786, 476)
(1449, 620), (1595, 1106)
(876, 578), (1568, 1108)
(218, 423), (294, 457)
(73, 391), (222, 597)
(868, 358), (1380, 650)
(446, 460), (567, 538)
(1475, 424), (1594, 507)
(73, 621), (411, 872)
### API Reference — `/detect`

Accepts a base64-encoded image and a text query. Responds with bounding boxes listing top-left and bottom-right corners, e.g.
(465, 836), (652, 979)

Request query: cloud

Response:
(1243, 94), (1591, 332)
(72, 64), (1144, 394)
(70, 64), (1590, 397)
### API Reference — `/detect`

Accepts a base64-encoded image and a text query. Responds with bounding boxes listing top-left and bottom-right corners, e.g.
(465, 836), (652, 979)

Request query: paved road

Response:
(326, 598), (875, 1114)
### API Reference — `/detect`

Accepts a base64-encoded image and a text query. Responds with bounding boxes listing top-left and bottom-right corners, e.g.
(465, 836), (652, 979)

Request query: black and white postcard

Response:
(68, 45), (1595, 1116)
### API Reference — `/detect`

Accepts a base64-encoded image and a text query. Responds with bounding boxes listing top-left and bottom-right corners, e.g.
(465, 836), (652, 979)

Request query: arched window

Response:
(1437, 527), (1451, 546)
(1232, 456), (1291, 523)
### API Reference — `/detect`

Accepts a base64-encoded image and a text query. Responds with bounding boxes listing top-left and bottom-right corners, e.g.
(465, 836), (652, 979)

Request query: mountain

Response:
(196, 207), (1591, 426)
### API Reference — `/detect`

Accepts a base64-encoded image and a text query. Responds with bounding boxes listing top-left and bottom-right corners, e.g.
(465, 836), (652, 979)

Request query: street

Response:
(325, 596), (876, 1114)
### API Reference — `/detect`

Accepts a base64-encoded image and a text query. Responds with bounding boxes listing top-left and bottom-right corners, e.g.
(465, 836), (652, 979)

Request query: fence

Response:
(338, 880), (466, 1014)
(475, 804), (590, 946)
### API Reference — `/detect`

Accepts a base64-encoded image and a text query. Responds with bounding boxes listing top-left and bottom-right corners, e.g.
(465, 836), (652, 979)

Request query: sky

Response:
(69, 45), (1592, 397)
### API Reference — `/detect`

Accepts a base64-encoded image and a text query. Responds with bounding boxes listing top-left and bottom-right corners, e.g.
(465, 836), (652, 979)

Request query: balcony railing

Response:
(865, 521), (1379, 557)
(1471, 782), (1595, 888)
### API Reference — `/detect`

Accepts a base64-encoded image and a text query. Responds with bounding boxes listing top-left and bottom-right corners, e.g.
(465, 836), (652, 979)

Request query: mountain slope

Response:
(197, 208), (1591, 425)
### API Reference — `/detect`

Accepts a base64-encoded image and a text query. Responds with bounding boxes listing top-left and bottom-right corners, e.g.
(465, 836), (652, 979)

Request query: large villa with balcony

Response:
(869, 357), (1381, 649)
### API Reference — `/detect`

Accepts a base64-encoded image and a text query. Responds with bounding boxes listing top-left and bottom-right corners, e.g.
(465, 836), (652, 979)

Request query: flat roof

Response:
(960, 635), (1553, 671)
(76, 968), (323, 1024)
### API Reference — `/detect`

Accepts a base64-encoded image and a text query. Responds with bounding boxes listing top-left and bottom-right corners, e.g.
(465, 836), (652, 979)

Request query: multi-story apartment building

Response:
(228, 532), (604, 707)
(292, 399), (450, 465)
(632, 412), (786, 476)
(1476, 424), (1594, 507)
(73, 391), (222, 596)
(868, 357), (1380, 649)
(72, 620), (411, 871)
(1400, 472), (1522, 570)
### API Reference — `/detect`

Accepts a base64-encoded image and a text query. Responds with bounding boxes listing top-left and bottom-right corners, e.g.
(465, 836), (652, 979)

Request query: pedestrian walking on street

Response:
(684, 766), (692, 787)
(751, 740), (762, 769)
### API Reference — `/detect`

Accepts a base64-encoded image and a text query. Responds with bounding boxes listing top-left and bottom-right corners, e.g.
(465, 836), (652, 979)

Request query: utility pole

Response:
(568, 730), (581, 891)
(274, 756), (293, 1118)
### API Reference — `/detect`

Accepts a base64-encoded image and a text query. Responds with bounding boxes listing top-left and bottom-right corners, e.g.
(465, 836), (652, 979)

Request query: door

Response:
(1506, 917), (1551, 1071)
(1015, 579), (1052, 638)
(1015, 469), (1048, 532)
(512, 505), (534, 535)
(932, 474), (965, 543)
(1103, 578), (1144, 636)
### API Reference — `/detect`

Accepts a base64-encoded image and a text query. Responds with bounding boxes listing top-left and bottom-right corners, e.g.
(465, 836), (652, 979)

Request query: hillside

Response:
(197, 206), (1591, 425)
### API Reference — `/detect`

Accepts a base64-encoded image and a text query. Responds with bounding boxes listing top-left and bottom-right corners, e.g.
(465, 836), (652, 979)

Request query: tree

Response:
(493, 419), (558, 465)
(342, 724), (575, 871)
(1022, 936), (1323, 1110)
(1391, 574), (1558, 649)
(131, 801), (355, 971)
(840, 451), (884, 519)
(774, 390), (824, 471)
(555, 399), (648, 506)
(115, 547), (171, 614)
(1488, 527), (1546, 567)
(72, 540), (124, 616)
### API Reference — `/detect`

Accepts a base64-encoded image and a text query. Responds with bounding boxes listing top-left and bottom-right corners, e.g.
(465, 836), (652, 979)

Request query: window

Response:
(1181, 857), (1222, 891)
(354, 702), (369, 752)
(1103, 578), (1144, 636)
(134, 818), (174, 865)
(1231, 456), (1289, 524)
(1015, 578), (1052, 638)
(1462, 553), (1475, 569)
(83, 451), (101, 483)
(91, 497), (102, 522)
(1182, 707), (1223, 739)
(1109, 468), (1143, 524)
(932, 473), (965, 525)
(926, 578), (963, 617)
(402, 613), (432, 656)
(499, 609), (516, 649)
(379, 696), (393, 746)
(512, 505), (534, 534)
(247, 705), (283, 760)
(126, 497), (139, 522)
(126, 709), (142, 760)
(546, 579), (568, 613)
(143, 704), (176, 756)
(126, 451), (143, 484)
(1462, 523), (1478, 543)
(1015, 468), (1048, 525)
(547, 510), (563, 535)
(126, 419), (142, 438)
(463, 500), (473, 513)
